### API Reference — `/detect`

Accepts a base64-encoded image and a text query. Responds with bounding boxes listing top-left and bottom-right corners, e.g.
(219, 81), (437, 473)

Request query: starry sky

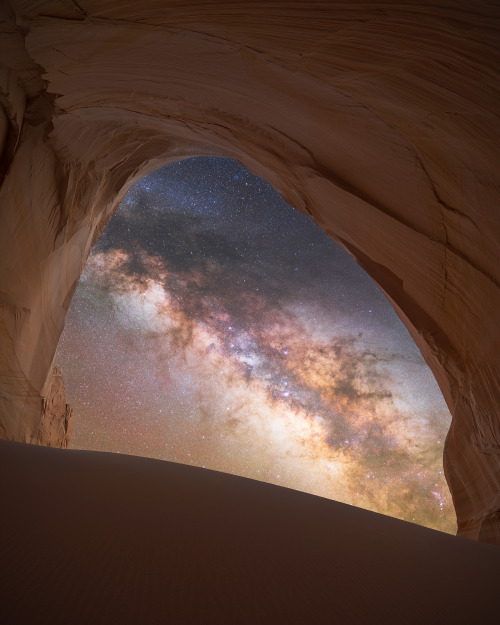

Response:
(57, 157), (455, 533)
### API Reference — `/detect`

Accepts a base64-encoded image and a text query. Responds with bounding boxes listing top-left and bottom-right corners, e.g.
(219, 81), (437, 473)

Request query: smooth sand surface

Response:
(0, 440), (498, 624)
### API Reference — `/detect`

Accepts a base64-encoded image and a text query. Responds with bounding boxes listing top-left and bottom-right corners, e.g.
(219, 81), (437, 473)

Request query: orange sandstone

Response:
(0, 1), (499, 543)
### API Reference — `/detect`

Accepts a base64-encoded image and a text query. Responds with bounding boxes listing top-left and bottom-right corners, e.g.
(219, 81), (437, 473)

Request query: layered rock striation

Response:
(0, 1), (499, 542)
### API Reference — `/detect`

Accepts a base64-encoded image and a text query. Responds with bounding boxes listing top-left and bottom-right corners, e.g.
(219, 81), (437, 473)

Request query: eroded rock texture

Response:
(39, 367), (73, 448)
(0, 1), (499, 543)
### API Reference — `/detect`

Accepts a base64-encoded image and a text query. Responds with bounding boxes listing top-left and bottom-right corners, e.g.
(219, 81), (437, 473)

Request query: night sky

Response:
(57, 157), (455, 533)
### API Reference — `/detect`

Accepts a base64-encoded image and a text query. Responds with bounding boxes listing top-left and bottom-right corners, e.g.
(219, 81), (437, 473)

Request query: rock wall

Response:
(1, 0), (499, 543)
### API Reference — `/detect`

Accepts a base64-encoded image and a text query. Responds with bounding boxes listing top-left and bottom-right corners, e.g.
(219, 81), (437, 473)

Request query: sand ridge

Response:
(0, 440), (498, 624)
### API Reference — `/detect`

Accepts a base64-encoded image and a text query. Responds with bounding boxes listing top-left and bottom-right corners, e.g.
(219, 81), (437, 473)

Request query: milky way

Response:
(57, 157), (455, 533)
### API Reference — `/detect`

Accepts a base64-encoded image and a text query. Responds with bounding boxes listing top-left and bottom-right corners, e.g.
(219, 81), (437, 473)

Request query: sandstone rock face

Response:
(39, 367), (73, 448)
(0, 1), (499, 543)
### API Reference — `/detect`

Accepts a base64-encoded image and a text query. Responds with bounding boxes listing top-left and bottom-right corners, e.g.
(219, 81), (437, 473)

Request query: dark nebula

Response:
(57, 157), (455, 533)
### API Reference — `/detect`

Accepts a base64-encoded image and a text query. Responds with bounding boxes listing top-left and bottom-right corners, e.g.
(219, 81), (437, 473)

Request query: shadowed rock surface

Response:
(0, 1), (499, 543)
(0, 439), (499, 624)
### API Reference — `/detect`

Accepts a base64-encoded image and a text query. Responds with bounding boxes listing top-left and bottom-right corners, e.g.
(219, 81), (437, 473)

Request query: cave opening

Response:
(56, 156), (455, 534)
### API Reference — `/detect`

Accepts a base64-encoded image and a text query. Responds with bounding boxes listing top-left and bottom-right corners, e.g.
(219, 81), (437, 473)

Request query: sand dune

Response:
(0, 440), (498, 624)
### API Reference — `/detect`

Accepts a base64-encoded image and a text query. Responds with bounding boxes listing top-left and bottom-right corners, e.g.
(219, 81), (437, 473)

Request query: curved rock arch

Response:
(1, 1), (499, 543)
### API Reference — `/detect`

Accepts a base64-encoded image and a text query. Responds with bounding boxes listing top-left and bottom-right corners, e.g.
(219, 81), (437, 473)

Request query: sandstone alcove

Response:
(0, 1), (499, 545)
(56, 156), (455, 533)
